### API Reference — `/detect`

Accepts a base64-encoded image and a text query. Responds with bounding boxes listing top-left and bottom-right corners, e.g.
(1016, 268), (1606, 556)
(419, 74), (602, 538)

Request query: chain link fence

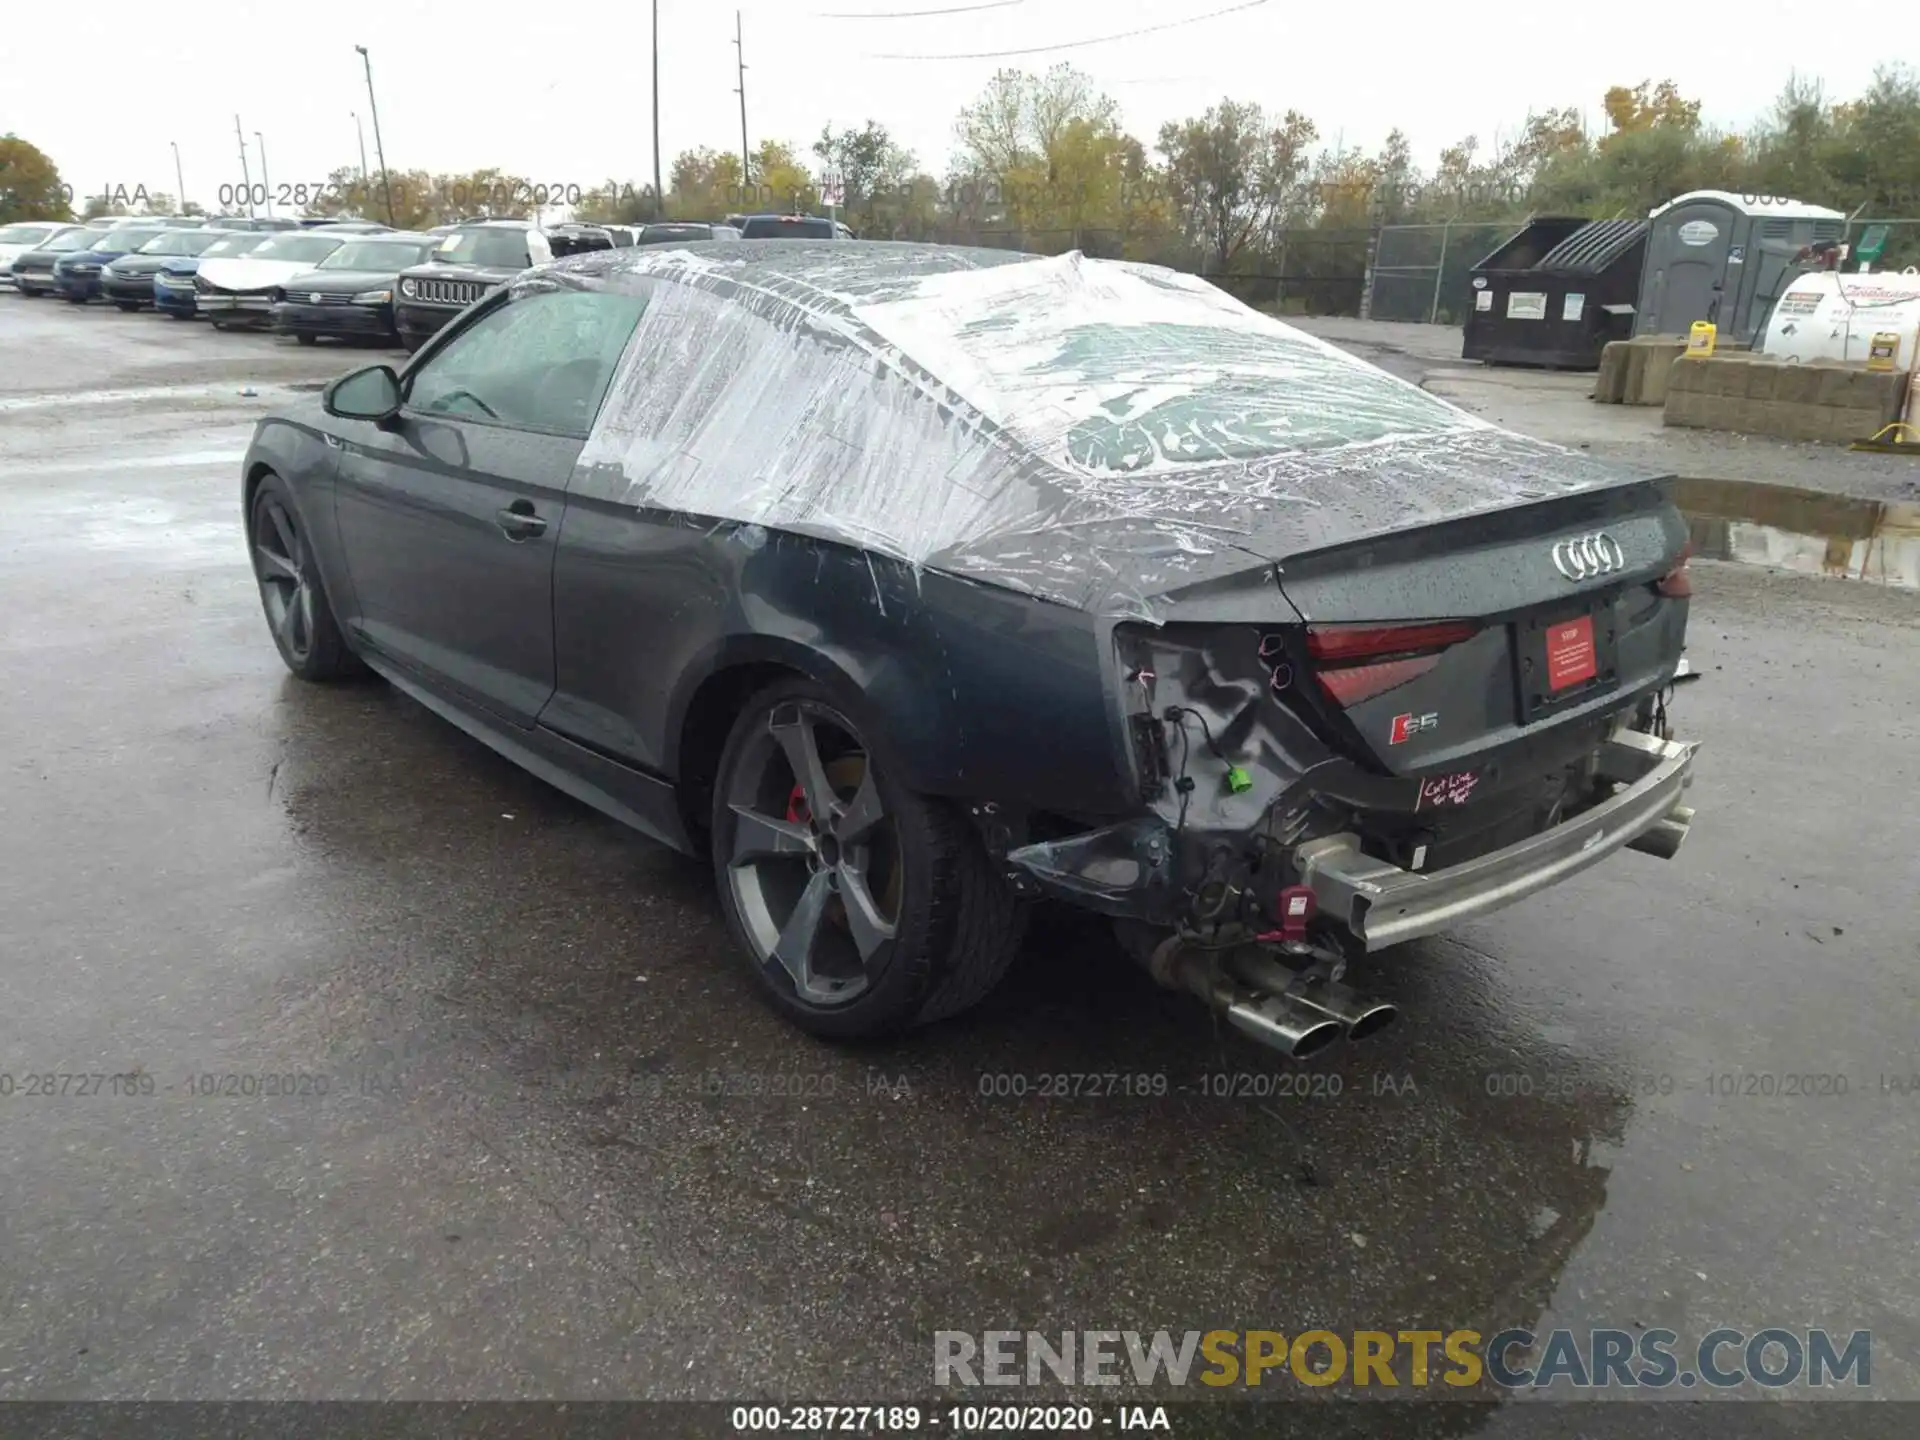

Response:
(1362, 222), (1516, 325)
(837, 215), (1920, 325)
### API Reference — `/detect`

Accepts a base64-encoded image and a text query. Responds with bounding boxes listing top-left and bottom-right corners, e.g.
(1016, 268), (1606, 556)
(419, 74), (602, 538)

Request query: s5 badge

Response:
(1389, 711), (1439, 745)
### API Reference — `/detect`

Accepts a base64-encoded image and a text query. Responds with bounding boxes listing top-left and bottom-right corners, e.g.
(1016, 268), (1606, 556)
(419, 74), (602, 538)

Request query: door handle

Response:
(495, 501), (547, 540)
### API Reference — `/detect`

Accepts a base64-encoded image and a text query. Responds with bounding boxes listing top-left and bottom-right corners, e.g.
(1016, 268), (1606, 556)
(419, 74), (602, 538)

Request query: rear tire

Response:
(115, 301), (140, 312)
(709, 678), (1022, 1039)
(247, 472), (363, 683)
(64, 294), (86, 304)
(295, 332), (318, 346)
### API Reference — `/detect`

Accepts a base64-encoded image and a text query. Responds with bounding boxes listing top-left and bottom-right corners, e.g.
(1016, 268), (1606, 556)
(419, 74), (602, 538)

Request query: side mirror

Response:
(323, 364), (402, 424)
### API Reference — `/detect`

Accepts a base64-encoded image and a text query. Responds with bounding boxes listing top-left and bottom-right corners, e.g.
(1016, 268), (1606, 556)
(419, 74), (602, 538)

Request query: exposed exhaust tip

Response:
(1345, 1004), (1399, 1043)
(1290, 1019), (1347, 1060)
(1225, 999), (1346, 1060)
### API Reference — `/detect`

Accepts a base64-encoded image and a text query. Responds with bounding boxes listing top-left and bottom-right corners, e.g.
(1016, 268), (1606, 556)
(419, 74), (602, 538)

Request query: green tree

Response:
(1158, 101), (1317, 272)
(1, 136), (70, 221)
(814, 120), (917, 232)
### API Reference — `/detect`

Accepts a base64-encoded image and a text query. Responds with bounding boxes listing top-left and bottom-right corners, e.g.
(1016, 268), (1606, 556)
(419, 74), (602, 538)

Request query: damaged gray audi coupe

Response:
(241, 241), (1698, 1053)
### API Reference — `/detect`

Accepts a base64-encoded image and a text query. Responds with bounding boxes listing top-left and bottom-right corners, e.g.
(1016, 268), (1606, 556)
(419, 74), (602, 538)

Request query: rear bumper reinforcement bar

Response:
(1292, 728), (1698, 952)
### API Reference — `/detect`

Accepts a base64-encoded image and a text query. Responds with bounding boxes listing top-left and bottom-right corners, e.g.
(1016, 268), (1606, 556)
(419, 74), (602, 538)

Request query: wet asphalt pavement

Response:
(1, 301), (1917, 1432)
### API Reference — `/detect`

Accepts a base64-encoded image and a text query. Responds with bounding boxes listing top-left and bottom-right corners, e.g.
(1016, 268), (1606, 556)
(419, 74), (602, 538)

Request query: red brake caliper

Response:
(785, 783), (810, 827)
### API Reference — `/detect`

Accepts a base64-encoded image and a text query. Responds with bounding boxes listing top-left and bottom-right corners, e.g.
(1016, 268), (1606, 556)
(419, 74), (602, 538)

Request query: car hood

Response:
(400, 261), (523, 284)
(197, 257), (328, 290)
(282, 268), (402, 294)
(157, 258), (206, 276)
(58, 248), (129, 266)
(567, 247), (1661, 620)
(107, 255), (171, 274)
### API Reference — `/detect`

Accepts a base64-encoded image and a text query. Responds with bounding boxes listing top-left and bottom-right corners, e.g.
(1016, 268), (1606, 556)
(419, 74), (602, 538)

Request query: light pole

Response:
(234, 115), (254, 218)
(255, 131), (273, 216)
(353, 112), (369, 185)
(170, 141), (186, 215)
(355, 45), (396, 227)
(651, 0), (663, 221)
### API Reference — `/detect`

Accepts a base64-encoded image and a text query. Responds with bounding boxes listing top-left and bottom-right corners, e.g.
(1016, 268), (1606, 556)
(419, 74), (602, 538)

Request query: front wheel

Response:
(294, 332), (318, 346)
(114, 301), (141, 312)
(710, 679), (1023, 1039)
(248, 472), (363, 682)
(64, 294), (87, 304)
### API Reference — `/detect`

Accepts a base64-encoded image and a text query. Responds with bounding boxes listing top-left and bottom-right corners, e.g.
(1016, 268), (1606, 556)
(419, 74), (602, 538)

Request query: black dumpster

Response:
(1462, 216), (1650, 369)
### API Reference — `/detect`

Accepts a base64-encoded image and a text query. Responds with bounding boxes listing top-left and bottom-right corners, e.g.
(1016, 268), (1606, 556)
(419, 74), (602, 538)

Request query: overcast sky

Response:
(2, 0), (1893, 213)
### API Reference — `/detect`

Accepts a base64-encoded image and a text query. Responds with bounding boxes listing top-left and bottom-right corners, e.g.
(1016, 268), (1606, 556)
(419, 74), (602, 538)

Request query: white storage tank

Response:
(1759, 269), (1920, 368)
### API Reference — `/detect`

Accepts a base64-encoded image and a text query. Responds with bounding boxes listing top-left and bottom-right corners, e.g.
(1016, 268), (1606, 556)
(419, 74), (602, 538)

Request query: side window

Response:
(404, 288), (649, 438)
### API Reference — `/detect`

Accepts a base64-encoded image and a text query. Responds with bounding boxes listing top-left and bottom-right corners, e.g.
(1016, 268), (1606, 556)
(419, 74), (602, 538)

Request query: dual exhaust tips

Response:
(1148, 936), (1398, 1060)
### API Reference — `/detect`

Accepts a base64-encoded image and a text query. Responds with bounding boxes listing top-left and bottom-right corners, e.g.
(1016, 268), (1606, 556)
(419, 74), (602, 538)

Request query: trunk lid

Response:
(1273, 480), (1690, 779)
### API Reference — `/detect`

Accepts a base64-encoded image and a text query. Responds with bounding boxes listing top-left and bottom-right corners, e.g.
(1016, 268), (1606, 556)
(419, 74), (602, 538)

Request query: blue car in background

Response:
(52, 224), (169, 302)
(153, 230), (272, 318)
(101, 228), (235, 310)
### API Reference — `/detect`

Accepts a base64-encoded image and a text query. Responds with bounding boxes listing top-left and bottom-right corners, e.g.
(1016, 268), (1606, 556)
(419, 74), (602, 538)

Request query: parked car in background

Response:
(547, 223), (625, 258)
(308, 221), (392, 234)
(205, 216), (302, 232)
(52, 225), (169, 302)
(194, 230), (348, 328)
(634, 221), (742, 246)
(100, 228), (233, 309)
(271, 232), (440, 345)
(153, 230), (274, 318)
(392, 221), (552, 350)
(733, 213), (853, 239)
(0, 222), (83, 287)
(241, 244), (1696, 1047)
(9, 227), (100, 295)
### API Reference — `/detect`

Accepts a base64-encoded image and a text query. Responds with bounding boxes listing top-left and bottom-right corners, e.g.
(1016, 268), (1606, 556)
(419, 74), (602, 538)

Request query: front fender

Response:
(242, 416), (356, 622)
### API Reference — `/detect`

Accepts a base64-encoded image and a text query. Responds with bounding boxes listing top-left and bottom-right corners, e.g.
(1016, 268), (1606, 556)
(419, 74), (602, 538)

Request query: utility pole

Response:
(256, 131), (273, 216)
(733, 11), (750, 195)
(353, 112), (369, 185)
(170, 141), (186, 214)
(651, 0), (663, 221)
(355, 45), (397, 227)
(234, 115), (254, 218)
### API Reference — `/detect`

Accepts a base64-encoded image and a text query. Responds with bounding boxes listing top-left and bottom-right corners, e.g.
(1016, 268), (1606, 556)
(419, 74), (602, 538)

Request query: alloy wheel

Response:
(722, 700), (905, 1007)
(252, 497), (316, 665)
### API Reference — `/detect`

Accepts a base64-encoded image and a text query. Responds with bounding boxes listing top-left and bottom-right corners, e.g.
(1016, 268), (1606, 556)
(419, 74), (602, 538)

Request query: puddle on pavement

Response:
(1674, 476), (1920, 592)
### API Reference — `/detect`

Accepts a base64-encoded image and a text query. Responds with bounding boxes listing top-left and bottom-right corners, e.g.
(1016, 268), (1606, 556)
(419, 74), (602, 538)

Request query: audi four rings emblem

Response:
(1551, 532), (1626, 581)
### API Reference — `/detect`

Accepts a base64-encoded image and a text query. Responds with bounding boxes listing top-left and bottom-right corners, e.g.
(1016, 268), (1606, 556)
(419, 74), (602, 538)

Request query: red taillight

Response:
(1657, 540), (1694, 598)
(1305, 620), (1480, 663)
(1305, 620), (1479, 707)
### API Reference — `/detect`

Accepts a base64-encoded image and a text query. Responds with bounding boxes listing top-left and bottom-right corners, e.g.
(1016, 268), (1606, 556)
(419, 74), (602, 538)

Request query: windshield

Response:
(851, 260), (1480, 473)
(44, 229), (96, 252)
(250, 234), (346, 264)
(739, 217), (833, 239)
(137, 230), (223, 256)
(98, 229), (165, 251)
(637, 225), (718, 245)
(430, 229), (533, 268)
(200, 233), (271, 258)
(321, 239), (436, 270)
(0, 223), (60, 246)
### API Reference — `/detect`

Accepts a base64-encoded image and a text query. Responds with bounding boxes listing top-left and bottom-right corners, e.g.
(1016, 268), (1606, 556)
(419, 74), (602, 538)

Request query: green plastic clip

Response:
(1226, 767), (1252, 794)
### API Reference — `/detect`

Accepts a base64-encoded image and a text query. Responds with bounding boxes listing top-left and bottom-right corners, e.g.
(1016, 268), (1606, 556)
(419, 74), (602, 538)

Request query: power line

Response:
(867, 0), (1266, 59)
(820, 0), (1021, 15)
